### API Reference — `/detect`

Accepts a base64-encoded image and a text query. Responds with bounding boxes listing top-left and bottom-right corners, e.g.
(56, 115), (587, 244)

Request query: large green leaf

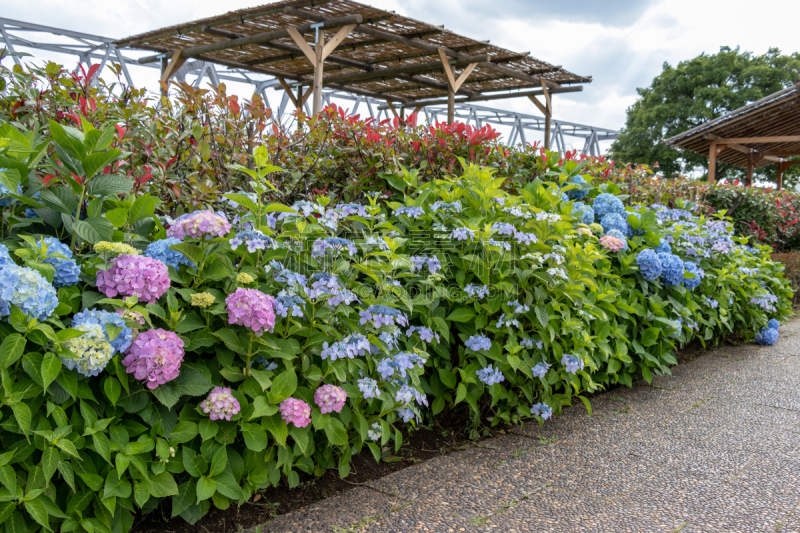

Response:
(446, 307), (476, 323)
(83, 152), (124, 182)
(169, 243), (202, 267)
(262, 414), (288, 447)
(0, 334), (25, 369)
(72, 217), (114, 244)
(146, 472), (179, 498)
(267, 369), (297, 404)
(129, 194), (156, 224)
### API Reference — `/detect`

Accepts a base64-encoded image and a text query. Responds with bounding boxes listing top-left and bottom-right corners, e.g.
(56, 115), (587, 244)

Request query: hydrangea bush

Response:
(0, 128), (792, 533)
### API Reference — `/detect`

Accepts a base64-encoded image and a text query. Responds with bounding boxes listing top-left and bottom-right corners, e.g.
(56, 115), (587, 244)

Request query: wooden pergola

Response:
(663, 82), (800, 190)
(115, 0), (591, 148)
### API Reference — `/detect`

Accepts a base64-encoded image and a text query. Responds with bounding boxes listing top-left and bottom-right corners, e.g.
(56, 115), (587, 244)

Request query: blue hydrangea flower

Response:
(367, 422), (382, 441)
(0, 264), (58, 321)
(252, 356), (278, 371)
(358, 377), (380, 399)
(592, 193), (624, 219)
(530, 402), (553, 420)
(465, 334), (491, 351)
(321, 334), (370, 361)
(37, 237), (81, 288)
(377, 352), (425, 379)
(451, 227), (476, 241)
(312, 237), (357, 258)
(359, 305), (408, 328)
(432, 201), (461, 213)
(337, 203), (368, 218)
(572, 202), (595, 225)
(398, 407), (419, 424)
(636, 249), (662, 281)
(61, 323), (114, 377)
(24, 191), (41, 218)
(606, 229), (628, 251)
(146, 237), (195, 270)
(395, 206), (425, 219)
(229, 230), (277, 253)
(567, 175), (589, 200)
(531, 362), (551, 378)
(464, 284), (489, 299)
(750, 292), (778, 312)
(658, 253), (684, 286)
(406, 326), (439, 343)
(767, 319), (780, 330)
(492, 222), (516, 236)
(0, 244), (12, 268)
(521, 338), (544, 349)
(514, 231), (538, 245)
(71, 309), (133, 354)
(410, 256), (441, 274)
(561, 354), (584, 373)
(683, 261), (705, 290)
(654, 240), (672, 255)
(600, 213), (628, 236)
(477, 365), (505, 386)
(275, 294), (304, 318)
(755, 327), (779, 346)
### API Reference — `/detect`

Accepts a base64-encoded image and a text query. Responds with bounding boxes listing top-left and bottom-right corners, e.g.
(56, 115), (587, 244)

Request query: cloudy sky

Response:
(2, 0), (798, 148)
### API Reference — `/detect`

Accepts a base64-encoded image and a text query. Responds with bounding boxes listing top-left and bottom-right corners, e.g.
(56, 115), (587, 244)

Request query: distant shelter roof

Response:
(115, 0), (591, 106)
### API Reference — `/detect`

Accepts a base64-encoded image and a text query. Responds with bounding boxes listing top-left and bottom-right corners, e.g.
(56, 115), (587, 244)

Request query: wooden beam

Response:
(321, 55), (489, 85)
(160, 49), (186, 83)
(137, 14), (362, 64)
(284, 6), (565, 89)
(708, 142), (717, 185)
(385, 99), (399, 119)
(746, 155), (754, 186)
(286, 27), (317, 66)
(322, 24), (357, 61)
(704, 134), (782, 163)
(277, 77), (300, 108)
(377, 86), (583, 109)
(313, 30), (325, 115)
(711, 136), (800, 144)
(438, 48), (457, 90)
(527, 94), (547, 116)
(452, 63), (478, 93)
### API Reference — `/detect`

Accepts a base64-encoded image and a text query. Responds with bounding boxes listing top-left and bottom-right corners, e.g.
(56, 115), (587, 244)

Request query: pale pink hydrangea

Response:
(167, 210), (231, 240)
(226, 288), (275, 335)
(200, 387), (241, 421)
(96, 255), (169, 304)
(314, 384), (347, 414)
(279, 398), (311, 428)
(600, 235), (625, 252)
(122, 328), (184, 389)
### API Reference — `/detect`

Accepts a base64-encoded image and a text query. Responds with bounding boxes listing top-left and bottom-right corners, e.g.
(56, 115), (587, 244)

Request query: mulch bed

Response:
(133, 337), (740, 533)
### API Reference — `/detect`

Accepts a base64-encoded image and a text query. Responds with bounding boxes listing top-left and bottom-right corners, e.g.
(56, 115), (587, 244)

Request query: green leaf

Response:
(211, 472), (242, 500)
(23, 499), (50, 532)
(182, 449), (203, 477)
(209, 447), (226, 477)
(103, 471), (132, 499)
(0, 334), (25, 368)
(104, 207), (129, 228)
(169, 243), (202, 267)
(11, 404), (30, 436)
(0, 502), (15, 524)
(535, 305), (549, 329)
(40, 352), (61, 390)
(40, 448), (58, 484)
(446, 307), (476, 323)
(241, 423), (268, 452)
(146, 472), (179, 498)
(222, 193), (259, 212)
(263, 203), (297, 214)
(248, 396), (278, 420)
(72, 217), (114, 244)
(134, 480), (150, 508)
(170, 421), (199, 444)
(129, 194), (155, 224)
(640, 327), (660, 347)
(0, 465), (15, 495)
(196, 477), (216, 502)
(262, 414), (287, 447)
(267, 369), (297, 404)
(455, 383), (467, 404)
(324, 418), (348, 447)
(104, 377), (121, 406)
(437, 368), (457, 389)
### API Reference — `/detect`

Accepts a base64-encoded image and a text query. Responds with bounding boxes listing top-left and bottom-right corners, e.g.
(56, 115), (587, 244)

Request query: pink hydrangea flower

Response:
(226, 288), (275, 336)
(279, 398), (311, 428)
(314, 384), (347, 414)
(96, 255), (170, 304)
(167, 210), (231, 240)
(122, 328), (184, 389)
(600, 235), (625, 252)
(200, 387), (241, 421)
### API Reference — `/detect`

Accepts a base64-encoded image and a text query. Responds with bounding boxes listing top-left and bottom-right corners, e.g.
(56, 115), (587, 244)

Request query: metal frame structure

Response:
(0, 16), (618, 155)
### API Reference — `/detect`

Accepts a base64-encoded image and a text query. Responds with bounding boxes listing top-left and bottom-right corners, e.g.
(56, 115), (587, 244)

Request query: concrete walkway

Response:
(260, 318), (800, 533)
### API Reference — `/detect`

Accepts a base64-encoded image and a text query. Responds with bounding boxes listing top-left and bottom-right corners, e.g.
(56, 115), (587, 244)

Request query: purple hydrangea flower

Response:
(406, 326), (439, 344)
(531, 362), (551, 378)
(167, 210), (231, 240)
(395, 206), (425, 219)
(561, 354), (584, 373)
(492, 222), (516, 235)
(122, 328), (184, 389)
(359, 305), (409, 328)
(358, 377), (380, 399)
(311, 237), (357, 258)
(465, 334), (491, 351)
(315, 384), (347, 414)
(201, 387), (241, 421)
(229, 230), (276, 253)
(226, 288), (276, 335)
(279, 398), (311, 427)
(451, 227), (476, 241)
(410, 256), (442, 275)
(96, 255), (170, 304)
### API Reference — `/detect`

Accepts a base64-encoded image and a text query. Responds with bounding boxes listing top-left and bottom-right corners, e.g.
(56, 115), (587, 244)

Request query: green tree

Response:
(610, 46), (800, 182)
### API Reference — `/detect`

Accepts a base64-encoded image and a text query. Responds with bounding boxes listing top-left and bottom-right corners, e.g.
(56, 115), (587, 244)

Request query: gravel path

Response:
(258, 318), (800, 533)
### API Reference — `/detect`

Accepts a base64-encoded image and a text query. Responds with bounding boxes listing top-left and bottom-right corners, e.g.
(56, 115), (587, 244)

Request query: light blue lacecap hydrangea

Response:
(0, 263), (58, 321)
(767, 319), (780, 330)
(531, 402), (552, 420)
(600, 213), (629, 237)
(531, 362), (551, 378)
(755, 327), (779, 346)
(39, 237), (81, 288)
(477, 364), (505, 386)
(572, 202), (595, 225)
(465, 334), (491, 351)
(592, 193), (624, 219)
(567, 175), (589, 201)
(61, 323), (114, 377)
(682, 261), (705, 290)
(636, 249), (662, 281)
(71, 309), (133, 354)
(606, 229), (628, 251)
(658, 252), (684, 286)
(145, 237), (195, 270)
(654, 241), (672, 254)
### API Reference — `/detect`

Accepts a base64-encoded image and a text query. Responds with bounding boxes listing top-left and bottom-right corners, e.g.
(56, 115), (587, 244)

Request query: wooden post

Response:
(312, 30), (325, 115)
(777, 161), (787, 191)
(437, 47), (476, 126)
(746, 154), (754, 186)
(541, 80), (552, 151)
(708, 142), (717, 184)
(447, 87), (454, 125)
(159, 49), (186, 96)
